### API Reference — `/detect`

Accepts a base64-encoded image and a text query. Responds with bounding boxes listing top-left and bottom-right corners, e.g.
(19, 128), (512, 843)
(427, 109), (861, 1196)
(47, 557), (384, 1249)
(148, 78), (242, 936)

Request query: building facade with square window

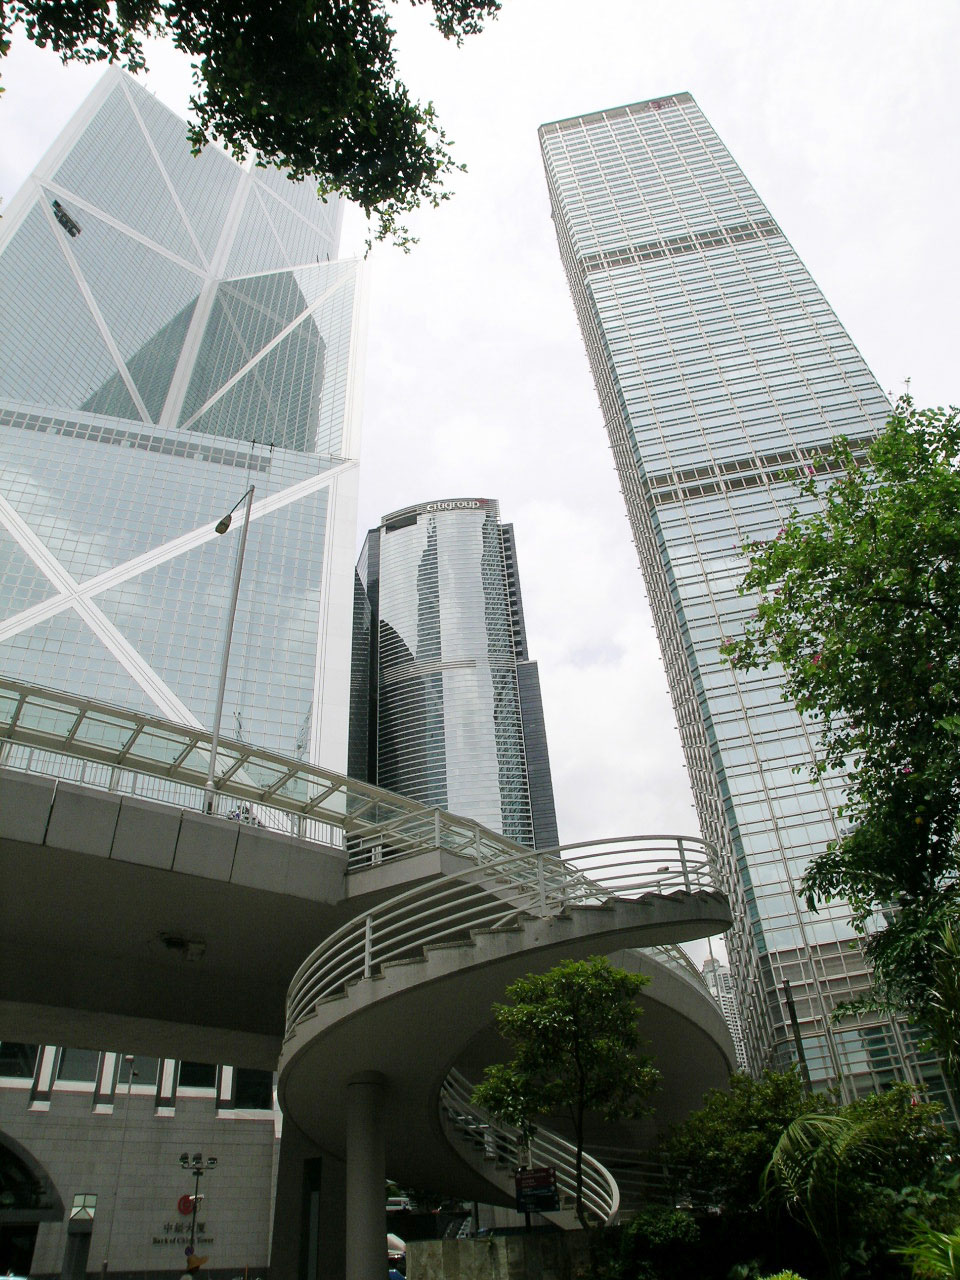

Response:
(0, 1043), (277, 1279)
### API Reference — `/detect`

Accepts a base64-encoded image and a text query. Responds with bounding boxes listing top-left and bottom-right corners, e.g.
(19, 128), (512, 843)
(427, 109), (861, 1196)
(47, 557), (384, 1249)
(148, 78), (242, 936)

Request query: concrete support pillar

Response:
(345, 1071), (386, 1280)
(269, 1123), (345, 1280)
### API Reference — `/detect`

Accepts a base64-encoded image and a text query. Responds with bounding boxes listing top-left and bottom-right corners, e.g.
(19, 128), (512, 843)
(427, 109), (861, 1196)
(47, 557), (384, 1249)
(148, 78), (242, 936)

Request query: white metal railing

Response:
(0, 684), (721, 938)
(645, 942), (711, 990)
(440, 1068), (620, 1226)
(284, 835), (718, 1033)
(581, 1145), (674, 1207)
(0, 678), (543, 863)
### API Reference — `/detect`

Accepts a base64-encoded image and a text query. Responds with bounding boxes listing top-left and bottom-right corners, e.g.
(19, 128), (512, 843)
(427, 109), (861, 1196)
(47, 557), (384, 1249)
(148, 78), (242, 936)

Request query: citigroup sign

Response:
(424, 499), (485, 513)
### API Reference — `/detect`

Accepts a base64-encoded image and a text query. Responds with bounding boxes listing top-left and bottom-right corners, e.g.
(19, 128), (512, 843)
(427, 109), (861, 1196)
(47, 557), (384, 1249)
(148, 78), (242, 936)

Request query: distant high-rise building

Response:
(0, 68), (364, 771)
(349, 498), (559, 850)
(540, 93), (952, 1112)
(703, 955), (746, 1070)
(0, 69), (365, 1276)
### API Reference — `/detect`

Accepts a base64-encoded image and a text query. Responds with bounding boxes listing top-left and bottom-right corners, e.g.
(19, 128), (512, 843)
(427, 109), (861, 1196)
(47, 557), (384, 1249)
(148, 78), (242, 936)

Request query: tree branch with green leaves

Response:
(1, 0), (501, 248)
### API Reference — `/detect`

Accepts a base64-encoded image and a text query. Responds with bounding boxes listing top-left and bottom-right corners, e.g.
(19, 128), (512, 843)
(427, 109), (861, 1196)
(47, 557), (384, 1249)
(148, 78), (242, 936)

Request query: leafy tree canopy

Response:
(615, 1205), (702, 1280)
(720, 398), (960, 1046)
(664, 1073), (958, 1280)
(0, 0), (500, 246)
(664, 1069), (818, 1219)
(764, 1085), (958, 1280)
(472, 956), (659, 1229)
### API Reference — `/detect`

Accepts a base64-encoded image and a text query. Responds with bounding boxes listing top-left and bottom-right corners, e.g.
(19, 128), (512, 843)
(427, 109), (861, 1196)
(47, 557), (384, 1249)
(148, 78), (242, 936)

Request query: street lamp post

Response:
(204, 485), (255, 815)
(101, 1054), (137, 1279)
(178, 1152), (218, 1257)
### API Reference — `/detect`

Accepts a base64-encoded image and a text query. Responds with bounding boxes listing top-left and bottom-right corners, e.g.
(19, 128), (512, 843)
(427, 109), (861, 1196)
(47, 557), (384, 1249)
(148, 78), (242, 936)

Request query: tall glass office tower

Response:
(349, 498), (559, 850)
(0, 69), (364, 770)
(540, 93), (950, 1108)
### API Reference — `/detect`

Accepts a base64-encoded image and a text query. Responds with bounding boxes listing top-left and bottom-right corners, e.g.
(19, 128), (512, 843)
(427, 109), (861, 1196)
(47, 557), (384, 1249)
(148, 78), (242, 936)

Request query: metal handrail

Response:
(0, 677), (555, 864)
(440, 1068), (620, 1226)
(0, 677), (519, 857)
(646, 942), (711, 989)
(284, 835), (718, 1033)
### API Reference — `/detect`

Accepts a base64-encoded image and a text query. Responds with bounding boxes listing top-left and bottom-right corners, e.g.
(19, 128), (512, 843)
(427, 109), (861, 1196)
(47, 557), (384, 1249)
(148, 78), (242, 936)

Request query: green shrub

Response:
(893, 1218), (960, 1278)
(618, 1206), (700, 1280)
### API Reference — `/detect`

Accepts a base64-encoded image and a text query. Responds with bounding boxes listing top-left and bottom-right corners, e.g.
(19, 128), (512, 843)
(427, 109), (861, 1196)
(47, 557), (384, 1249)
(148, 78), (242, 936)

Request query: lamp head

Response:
(215, 515), (232, 535)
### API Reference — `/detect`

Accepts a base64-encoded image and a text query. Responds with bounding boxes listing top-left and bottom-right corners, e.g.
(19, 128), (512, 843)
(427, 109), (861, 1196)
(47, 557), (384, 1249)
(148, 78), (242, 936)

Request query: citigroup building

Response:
(350, 499), (559, 851)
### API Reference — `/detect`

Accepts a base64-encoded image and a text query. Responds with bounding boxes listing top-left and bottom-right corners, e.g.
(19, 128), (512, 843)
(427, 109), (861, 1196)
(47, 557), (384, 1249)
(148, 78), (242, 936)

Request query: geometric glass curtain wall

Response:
(0, 69), (363, 768)
(540, 93), (955, 1118)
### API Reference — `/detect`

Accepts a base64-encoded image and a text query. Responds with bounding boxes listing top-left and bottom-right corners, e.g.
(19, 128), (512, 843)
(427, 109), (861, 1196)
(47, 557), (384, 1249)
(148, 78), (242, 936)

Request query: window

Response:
(178, 1061), (217, 1089)
(234, 1068), (274, 1110)
(57, 1048), (101, 1082)
(125, 1054), (160, 1086)
(71, 1193), (97, 1221)
(0, 1042), (38, 1078)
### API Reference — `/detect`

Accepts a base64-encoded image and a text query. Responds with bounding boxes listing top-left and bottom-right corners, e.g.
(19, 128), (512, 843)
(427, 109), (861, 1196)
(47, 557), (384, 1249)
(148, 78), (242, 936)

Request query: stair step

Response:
(470, 924), (523, 940)
(315, 989), (349, 1007)
(353, 968), (386, 982)
(380, 954), (428, 972)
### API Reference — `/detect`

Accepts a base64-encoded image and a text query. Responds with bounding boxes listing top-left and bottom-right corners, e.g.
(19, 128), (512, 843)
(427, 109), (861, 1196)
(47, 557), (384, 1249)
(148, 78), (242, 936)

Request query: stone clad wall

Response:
(408, 1235), (589, 1280)
(0, 1076), (277, 1278)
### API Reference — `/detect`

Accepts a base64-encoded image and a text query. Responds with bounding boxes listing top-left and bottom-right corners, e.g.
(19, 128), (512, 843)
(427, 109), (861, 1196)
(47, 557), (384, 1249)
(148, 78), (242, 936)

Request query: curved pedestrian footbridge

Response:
(0, 677), (734, 1280)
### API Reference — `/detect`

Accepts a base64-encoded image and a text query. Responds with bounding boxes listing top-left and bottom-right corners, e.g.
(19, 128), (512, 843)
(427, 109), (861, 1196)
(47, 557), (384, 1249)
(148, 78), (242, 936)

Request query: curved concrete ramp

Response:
(279, 890), (731, 1203)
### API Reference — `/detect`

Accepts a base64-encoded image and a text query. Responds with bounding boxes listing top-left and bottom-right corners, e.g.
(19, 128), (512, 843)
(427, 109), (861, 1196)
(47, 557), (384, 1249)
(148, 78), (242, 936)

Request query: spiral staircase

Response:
(278, 834), (732, 1279)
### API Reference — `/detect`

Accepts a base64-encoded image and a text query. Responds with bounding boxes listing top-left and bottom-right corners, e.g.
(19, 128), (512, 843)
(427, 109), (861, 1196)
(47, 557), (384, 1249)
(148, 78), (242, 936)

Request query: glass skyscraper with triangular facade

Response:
(540, 93), (954, 1115)
(0, 69), (364, 770)
(0, 69), (365, 1278)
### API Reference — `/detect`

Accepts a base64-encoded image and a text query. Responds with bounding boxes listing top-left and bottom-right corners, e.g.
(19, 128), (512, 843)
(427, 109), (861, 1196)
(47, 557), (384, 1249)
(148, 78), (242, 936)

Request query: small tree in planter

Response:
(471, 956), (659, 1232)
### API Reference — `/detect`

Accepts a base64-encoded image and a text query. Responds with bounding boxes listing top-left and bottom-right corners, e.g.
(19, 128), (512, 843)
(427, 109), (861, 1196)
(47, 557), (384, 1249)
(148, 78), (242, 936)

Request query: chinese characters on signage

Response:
(153, 1201), (214, 1248)
(152, 1222), (214, 1248)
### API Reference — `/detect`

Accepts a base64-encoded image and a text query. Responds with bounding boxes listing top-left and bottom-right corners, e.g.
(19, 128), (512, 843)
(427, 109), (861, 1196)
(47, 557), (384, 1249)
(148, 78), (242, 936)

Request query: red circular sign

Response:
(178, 1194), (195, 1216)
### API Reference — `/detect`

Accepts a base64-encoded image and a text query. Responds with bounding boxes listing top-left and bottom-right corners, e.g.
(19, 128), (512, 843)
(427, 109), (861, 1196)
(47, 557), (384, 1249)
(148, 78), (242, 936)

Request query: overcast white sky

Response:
(2, 1), (958, 859)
